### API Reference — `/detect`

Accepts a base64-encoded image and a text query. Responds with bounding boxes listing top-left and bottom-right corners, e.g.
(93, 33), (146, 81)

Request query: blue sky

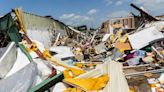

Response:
(0, 0), (164, 28)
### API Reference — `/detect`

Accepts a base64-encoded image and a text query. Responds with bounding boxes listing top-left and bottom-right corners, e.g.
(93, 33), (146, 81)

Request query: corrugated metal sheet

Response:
(22, 12), (68, 48)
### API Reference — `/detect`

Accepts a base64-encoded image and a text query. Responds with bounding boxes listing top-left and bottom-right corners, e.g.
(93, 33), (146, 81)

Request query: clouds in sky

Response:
(88, 9), (98, 15)
(106, 0), (124, 5)
(60, 0), (164, 27)
(105, 0), (164, 19)
(60, 13), (90, 21)
(134, 0), (164, 15)
(59, 13), (93, 26)
(59, 9), (99, 26)
(106, 0), (164, 15)
(115, 1), (123, 5)
(105, 0), (113, 5)
(108, 10), (130, 18)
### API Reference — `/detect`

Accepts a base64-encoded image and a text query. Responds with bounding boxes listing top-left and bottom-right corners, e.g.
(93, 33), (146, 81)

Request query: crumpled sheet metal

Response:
(0, 62), (37, 92)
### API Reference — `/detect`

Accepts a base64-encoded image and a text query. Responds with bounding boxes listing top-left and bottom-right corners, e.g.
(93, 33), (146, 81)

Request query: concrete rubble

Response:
(0, 3), (163, 92)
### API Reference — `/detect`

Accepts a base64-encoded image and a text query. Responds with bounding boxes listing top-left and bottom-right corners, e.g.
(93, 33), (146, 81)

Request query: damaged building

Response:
(102, 16), (136, 34)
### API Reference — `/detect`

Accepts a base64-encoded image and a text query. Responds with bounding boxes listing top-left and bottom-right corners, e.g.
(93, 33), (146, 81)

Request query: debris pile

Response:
(0, 3), (163, 92)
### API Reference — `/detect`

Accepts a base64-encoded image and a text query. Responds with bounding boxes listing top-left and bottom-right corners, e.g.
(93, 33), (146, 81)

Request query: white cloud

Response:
(105, 0), (113, 5)
(88, 9), (98, 15)
(60, 13), (91, 21)
(108, 10), (130, 18)
(106, 0), (125, 6)
(59, 13), (93, 26)
(60, 13), (76, 20)
(116, 1), (123, 5)
(134, 0), (164, 15)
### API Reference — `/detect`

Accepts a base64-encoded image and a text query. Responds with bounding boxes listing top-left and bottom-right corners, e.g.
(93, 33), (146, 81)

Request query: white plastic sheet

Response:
(52, 82), (68, 92)
(0, 42), (17, 78)
(0, 62), (37, 92)
(6, 48), (30, 77)
(33, 58), (52, 80)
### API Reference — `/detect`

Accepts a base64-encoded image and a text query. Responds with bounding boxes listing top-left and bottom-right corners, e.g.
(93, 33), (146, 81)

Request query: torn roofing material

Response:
(128, 21), (164, 49)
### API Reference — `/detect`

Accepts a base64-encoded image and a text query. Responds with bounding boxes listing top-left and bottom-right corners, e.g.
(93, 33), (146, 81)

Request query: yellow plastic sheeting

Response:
(63, 74), (109, 91)
(63, 68), (86, 78)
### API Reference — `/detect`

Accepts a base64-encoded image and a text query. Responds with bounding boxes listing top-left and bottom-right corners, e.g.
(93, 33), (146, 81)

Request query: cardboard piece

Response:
(115, 42), (132, 52)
